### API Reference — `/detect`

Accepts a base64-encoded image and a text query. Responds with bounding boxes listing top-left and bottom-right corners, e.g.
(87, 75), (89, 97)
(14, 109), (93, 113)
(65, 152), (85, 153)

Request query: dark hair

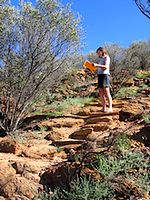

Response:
(96, 47), (107, 56)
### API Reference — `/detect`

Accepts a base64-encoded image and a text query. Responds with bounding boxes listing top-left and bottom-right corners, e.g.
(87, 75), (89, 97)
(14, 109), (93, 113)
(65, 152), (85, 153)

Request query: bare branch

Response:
(135, 0), (150, 18)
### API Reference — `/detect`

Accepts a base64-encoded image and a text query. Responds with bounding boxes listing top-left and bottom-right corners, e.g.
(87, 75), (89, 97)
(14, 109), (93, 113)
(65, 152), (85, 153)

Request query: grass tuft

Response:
(114, 87), (138, 98)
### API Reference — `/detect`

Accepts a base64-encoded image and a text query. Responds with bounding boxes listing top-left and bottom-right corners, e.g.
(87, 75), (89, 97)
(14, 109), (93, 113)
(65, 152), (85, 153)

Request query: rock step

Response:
(85, 100), (128, 108)
(51, 139), (85, 146)
(69, 122), (117, 140)
(84, 123), (112, 132)
(69, 128), (93, 140)
(86, 116), (112, 124)
(87, 111), (119, 118)
(87, 131), (110, 142)
(40, 117), (85, 128)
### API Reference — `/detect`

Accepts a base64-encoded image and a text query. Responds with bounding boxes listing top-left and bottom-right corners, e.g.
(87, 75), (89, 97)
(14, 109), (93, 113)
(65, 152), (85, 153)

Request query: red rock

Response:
(119, 103), (143, 121)
(86, 116), (112, 124)
(0, 139), (22, 154)
(69, 128), (93, 140)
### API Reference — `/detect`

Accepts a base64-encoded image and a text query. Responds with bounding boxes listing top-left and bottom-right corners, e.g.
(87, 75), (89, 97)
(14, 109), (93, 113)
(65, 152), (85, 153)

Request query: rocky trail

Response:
(0, 93), (150, 199)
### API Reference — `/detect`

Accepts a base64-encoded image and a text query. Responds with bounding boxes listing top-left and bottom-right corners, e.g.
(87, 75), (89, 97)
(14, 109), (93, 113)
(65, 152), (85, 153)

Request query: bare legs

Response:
(99, 88), (107, 112)
(98, 87), (113, 112)
(105, 87), (113, 112)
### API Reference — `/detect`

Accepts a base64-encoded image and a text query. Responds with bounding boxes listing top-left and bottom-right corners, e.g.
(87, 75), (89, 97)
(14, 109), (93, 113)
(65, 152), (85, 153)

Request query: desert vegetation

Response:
(0, 0), (150, 200)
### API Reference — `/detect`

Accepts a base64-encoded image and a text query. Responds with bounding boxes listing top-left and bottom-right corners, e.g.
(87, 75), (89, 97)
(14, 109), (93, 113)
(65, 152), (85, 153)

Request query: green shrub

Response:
(142, 114), (150, 123)
(9, 131), (26, 144)
(64, 177), (114, 200)
(135, 71), (150, 79)
(95, 151), (148, 178)
(47, 97), (94, 116)
(114, 133), (131, 151)
(46, 92), (58, 104)
(61, 96), (94, 109)
(38, 188), (65, 200)
(135, 173), (150, 194)
(39, 177), (114, 200)
(114, 87), (138, 98)
(137, 83), (149, 92)
(31, 96), (94, 116)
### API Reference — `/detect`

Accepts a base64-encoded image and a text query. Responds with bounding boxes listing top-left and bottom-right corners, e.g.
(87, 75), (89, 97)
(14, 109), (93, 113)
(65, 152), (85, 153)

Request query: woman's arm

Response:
(93, 56), (110, 70)
(93, 63), (107, 70)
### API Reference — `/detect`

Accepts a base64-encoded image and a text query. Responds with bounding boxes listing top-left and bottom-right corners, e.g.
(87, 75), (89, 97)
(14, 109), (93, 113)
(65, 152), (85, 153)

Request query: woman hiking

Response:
(92, 47), (113, 113)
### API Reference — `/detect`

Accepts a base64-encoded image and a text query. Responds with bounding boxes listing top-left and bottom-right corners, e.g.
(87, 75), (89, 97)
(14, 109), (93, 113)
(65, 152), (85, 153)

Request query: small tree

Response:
(104, 44), (135, 95)
(126, 41), (150, 70)
(0, 0), (83, 132)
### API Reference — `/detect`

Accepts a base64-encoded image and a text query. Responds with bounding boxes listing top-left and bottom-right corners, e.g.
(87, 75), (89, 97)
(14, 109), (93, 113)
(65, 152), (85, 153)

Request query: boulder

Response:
(0, 138), (22, 154)
(119, 103), (143, 121)
(22, 143), (56, 159)
(0, 161), (41, 199)
(87, 131), (110, 142)
(69, 128), (93, 140)
(44, 130), (66, 141)
(44, 126), (75, 141)
(0, 176), (40, 199)
(11, 161), (40, 175)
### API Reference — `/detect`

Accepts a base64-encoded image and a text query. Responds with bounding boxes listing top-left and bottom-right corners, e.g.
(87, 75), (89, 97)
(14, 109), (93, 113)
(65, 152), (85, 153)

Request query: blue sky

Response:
(12, 0), (150, 54)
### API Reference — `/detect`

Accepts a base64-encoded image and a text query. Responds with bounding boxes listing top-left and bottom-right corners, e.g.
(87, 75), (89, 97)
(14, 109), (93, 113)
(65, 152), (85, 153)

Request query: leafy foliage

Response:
(142, 114), (150, 123)
(135, 70), (150, 79)
(114, 133), (131, 151)
(95, 151), (148, 177)
(40, 177), (114, 200)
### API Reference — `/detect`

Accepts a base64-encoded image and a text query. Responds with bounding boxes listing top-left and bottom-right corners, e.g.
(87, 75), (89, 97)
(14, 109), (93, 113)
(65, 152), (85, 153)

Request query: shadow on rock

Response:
(39, 162), (81, 191)
(0, 128), (7, 137)
(131, 124), (150, 146)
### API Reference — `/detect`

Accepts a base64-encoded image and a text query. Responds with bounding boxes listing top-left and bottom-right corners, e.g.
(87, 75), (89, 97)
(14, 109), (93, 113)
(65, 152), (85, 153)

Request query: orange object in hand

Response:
(83, 60), (97, 72)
